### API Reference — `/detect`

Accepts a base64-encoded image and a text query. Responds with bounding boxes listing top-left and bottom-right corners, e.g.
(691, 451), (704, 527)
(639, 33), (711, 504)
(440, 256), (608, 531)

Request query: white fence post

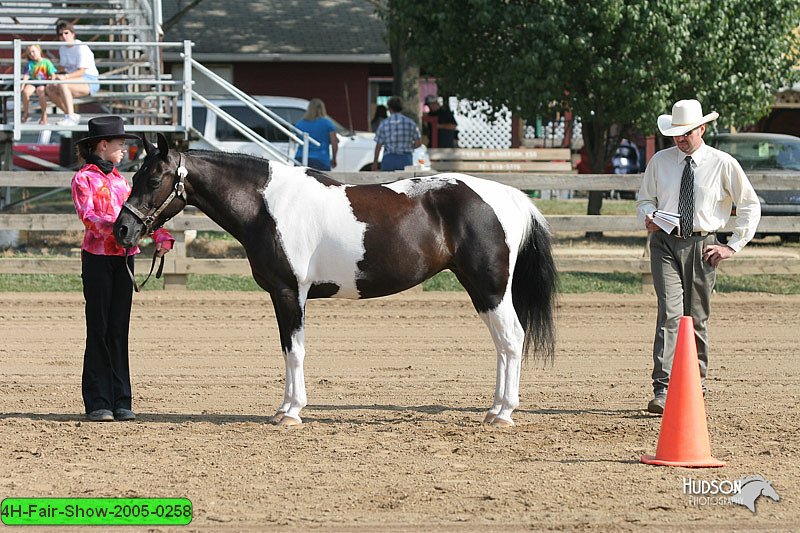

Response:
(182, 40), (193, 139)
(13, 39), (21, 141)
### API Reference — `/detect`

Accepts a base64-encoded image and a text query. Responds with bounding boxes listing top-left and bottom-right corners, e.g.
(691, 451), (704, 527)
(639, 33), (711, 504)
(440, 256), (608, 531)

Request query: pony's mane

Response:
(187, 149), (273, 182)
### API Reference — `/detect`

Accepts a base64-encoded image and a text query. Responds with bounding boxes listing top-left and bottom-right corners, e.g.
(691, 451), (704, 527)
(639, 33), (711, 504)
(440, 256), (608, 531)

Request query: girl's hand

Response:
(155, 242), (170, 257)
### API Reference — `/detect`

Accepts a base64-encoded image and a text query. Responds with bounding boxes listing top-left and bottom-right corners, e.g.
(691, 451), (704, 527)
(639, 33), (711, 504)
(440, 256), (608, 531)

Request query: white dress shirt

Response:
(636, 143), (761, 252)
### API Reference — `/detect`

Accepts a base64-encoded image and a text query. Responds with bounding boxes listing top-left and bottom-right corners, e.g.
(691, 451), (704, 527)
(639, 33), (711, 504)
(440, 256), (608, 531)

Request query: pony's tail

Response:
(512, 210), (557, 364)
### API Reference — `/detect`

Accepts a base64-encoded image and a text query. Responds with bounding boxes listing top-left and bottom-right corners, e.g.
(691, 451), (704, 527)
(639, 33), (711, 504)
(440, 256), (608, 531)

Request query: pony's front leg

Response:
(270, 351), (292, 424)
(270, 288), (308, 426)
(278, 328), (307, 425)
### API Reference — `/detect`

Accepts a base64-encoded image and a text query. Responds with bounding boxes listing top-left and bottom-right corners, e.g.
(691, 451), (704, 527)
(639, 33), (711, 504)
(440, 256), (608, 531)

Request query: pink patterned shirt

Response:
(72, 163), (174, 256)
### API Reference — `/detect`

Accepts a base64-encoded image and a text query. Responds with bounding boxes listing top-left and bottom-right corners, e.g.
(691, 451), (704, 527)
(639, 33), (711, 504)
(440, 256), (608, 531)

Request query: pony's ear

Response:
(156, 133), (170, 160)
(142, 135), (156, 156)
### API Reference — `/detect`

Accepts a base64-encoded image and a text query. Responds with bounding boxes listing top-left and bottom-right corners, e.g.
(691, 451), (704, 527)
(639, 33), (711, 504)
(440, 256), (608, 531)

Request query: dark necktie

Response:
(679, 155), (694, 238)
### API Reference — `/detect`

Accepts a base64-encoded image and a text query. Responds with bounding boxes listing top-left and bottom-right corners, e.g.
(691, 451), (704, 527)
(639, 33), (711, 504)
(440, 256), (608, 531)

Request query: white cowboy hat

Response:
(657, 99), (719, 136)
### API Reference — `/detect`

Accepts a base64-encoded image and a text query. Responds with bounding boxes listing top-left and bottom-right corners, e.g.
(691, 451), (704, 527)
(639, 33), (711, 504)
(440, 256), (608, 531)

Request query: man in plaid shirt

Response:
(372, 96), (421, 171)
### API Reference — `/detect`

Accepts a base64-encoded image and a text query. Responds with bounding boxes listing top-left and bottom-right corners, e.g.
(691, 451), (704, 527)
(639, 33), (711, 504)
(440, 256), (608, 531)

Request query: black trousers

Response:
(81, 251), (134, 413)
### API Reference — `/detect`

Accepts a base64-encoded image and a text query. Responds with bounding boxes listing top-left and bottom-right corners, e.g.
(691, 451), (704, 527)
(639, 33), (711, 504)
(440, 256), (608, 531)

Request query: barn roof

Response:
(162, 0), (390, 62)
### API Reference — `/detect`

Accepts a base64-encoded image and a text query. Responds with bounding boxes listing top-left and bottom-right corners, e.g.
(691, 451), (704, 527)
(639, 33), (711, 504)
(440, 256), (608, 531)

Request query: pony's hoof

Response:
(269, 412), (286, 424)
(483, 412), (498, 424)
(277, 415), (302, 426)
(491, 417), (515, 428)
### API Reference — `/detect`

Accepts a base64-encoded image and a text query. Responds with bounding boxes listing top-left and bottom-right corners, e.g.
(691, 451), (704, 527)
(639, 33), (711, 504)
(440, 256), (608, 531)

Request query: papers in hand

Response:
(652, 210), (680, 234)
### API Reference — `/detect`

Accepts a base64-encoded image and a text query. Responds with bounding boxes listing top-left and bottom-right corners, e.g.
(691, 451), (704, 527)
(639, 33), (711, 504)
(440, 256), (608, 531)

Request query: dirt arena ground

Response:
(1, 290), (798, 531)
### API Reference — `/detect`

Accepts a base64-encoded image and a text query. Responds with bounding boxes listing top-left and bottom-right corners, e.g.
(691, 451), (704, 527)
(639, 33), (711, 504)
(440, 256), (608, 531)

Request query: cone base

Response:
(641, 454), (725, 468)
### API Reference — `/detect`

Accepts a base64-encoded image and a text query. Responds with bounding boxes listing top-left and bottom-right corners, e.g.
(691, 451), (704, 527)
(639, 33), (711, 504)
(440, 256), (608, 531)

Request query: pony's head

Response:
(114, 133), (187, 248)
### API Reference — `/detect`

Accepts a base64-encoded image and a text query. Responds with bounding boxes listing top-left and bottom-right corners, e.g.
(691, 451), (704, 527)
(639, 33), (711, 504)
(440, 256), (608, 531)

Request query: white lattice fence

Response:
(523, 118), (583, 149)
(451, 99), (511, 148)
(451, 98), (583, 149)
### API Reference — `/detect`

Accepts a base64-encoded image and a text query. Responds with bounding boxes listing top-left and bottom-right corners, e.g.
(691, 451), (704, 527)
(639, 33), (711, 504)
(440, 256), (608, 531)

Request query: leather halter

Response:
(122, 152), (188, 235)
(122, 153), (188, 292)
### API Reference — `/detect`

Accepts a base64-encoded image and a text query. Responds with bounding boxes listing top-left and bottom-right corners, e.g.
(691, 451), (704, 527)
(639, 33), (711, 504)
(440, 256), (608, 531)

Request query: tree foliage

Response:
(371, 0), (421, 123)
(387, 0), (800, 173)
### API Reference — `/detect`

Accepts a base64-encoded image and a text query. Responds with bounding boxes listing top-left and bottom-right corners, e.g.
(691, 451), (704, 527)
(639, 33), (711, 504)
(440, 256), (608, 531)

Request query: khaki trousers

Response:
(649, 231), (717, 395)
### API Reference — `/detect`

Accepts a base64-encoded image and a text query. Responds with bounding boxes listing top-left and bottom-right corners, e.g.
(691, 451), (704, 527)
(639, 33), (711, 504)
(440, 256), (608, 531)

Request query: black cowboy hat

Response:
(75, 116), (140, 145)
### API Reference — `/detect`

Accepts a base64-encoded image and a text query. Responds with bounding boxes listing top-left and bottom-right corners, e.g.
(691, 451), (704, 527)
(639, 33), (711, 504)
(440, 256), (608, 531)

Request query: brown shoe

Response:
(647, 395), (666, 415)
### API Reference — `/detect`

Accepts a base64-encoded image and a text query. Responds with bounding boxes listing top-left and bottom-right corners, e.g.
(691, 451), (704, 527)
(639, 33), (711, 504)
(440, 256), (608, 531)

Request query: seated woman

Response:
(46, 19), (100, 126)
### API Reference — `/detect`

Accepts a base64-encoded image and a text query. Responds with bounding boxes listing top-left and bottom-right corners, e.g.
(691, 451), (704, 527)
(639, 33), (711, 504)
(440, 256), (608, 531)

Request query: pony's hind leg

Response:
(480, 296), (525, 427)
(483, 349), (506, 425)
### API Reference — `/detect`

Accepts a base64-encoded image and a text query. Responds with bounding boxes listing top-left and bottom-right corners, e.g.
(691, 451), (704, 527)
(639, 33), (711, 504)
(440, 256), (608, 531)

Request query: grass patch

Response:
(420, 271), (640, 294)
(186, 274), (261, 291)
(534, 198), (637, 216)
(2, 272), (800, 295)
(558, 272), (642, 293)
(421, 272), (800, 295)
(716, 274), (800, 294)
(0, 274), (164, 292)
(0, 274), (83, 292)
(422, 271), (463, 291)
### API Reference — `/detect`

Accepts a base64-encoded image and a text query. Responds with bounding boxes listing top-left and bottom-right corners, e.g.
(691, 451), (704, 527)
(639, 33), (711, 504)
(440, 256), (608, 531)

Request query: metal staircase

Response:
(0, 0), (311, 178)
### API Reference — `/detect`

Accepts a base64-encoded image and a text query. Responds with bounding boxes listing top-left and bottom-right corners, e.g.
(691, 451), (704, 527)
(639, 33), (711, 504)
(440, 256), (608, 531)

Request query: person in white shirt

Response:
(636, 99), (761, 414)
(46, 19), (100, 126)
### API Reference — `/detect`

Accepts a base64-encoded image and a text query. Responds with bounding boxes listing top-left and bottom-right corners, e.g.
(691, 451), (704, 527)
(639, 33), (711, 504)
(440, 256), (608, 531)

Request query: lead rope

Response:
(124, 248), (165, 293)
(122, 153), (188, 292)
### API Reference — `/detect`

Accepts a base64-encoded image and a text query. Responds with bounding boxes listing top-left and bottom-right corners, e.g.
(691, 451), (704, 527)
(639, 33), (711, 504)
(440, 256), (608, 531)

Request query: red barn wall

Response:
(233, 62), (371, 131)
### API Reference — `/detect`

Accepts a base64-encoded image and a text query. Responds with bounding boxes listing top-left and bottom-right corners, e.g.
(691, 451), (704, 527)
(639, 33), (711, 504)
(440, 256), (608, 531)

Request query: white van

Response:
(185, 96), (428, 172)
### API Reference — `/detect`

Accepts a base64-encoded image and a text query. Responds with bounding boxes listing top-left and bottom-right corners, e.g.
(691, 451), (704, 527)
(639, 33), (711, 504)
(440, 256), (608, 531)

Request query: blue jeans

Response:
(380, 153), (412, 171)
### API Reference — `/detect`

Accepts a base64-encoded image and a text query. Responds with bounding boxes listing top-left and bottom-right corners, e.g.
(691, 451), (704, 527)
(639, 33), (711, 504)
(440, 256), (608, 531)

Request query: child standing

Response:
(72, 116), (174, 422)
(21, 44), (57, 124)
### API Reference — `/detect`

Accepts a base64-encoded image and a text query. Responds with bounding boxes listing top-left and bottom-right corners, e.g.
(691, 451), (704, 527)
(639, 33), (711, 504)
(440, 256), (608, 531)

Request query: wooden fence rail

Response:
(1, 170), (799, 190)
(2, 171), (799, 288)
(3, 213), (800, 235)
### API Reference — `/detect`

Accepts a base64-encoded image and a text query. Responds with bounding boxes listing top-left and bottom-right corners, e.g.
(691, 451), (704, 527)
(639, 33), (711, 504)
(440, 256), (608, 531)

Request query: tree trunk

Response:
(582, 117), (610, 238)
(389, 30), (420, 124)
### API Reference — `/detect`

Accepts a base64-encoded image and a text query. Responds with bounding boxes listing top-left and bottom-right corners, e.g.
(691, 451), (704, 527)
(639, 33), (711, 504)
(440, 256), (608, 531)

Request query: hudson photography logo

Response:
(683, 475), (780, 513)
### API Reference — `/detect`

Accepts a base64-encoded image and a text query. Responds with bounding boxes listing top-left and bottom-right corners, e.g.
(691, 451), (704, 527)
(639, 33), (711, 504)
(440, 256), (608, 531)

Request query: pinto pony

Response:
(114, 134), (557, 427)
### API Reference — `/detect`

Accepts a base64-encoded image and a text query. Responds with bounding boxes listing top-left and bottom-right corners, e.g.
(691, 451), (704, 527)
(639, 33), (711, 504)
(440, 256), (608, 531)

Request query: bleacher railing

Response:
(1, 38), (314, 166)
(1, 39), (188, 139)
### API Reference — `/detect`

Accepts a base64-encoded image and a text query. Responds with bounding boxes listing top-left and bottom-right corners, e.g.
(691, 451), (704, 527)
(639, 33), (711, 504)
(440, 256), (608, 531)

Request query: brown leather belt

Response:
(670, 229), (715, 238)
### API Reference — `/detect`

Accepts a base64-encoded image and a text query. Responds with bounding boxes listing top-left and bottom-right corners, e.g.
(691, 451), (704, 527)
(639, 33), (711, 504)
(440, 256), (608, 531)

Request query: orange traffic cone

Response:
(641, 315), (725, 467)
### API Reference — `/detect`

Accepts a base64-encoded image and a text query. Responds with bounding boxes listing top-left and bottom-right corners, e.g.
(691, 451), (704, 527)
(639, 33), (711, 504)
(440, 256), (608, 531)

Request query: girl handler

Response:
(72, 116), (174, 422)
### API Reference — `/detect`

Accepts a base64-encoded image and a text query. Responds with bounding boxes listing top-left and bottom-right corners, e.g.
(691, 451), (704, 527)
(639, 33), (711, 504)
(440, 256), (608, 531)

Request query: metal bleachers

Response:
(0, 0), (315, 183)
(0, 0), (177, 139)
